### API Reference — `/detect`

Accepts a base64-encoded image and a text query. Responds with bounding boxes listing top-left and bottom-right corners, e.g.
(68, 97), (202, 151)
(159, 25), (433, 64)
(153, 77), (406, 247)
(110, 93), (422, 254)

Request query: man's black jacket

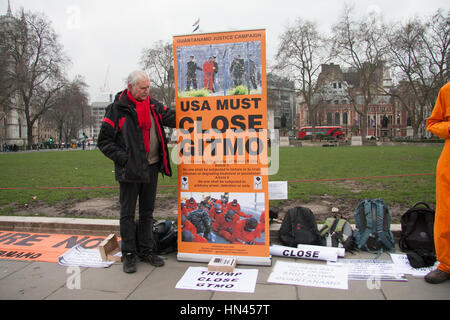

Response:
(98, 90), (176, 182)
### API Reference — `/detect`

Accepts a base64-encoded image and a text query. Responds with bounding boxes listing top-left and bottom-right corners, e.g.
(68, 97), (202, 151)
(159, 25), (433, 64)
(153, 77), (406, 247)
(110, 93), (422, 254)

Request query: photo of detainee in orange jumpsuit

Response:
(202, 56), (214, 92)
(230, 217), (263, 245)
(227, 199), (252, 218)
(425, 82), (450, 284)
(212, 209), (240, 242)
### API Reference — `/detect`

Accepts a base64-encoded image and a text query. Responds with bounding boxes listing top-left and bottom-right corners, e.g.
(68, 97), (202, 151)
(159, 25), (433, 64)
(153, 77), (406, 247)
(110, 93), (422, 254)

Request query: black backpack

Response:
(279, 206), (323, 247)
(399, 202), (436, 268)
(153, 220), (178, 255)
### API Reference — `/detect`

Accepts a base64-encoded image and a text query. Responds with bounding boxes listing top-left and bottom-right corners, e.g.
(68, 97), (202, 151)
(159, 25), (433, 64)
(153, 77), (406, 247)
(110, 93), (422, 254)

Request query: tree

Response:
(386, 9), (449, 138)
(4, 10), (68, 146)
(274, 18), (331, 140)
(0, 29), (15, 109)
(331, 5), (390, 140)
(140, 40), (175, 108)
(0, 11), (19, 135)
(46, 76), (90, 144)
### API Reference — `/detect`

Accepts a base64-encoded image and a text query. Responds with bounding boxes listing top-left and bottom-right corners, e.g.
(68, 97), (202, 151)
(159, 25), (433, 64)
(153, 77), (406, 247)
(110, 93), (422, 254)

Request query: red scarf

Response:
(127, 90), (152, 152)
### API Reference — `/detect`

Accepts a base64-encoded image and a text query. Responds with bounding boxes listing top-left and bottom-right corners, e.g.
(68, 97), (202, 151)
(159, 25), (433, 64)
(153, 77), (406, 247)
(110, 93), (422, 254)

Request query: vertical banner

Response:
(173, 30), (270, 265)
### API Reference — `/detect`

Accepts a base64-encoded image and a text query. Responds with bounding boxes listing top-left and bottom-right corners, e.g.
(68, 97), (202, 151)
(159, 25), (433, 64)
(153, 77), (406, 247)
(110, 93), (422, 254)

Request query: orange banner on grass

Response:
(173, 29), (270, 264)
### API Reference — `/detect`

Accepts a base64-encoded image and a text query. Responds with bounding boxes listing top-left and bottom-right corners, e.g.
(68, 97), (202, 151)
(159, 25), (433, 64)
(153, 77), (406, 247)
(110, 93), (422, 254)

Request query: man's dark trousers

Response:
(119, 163), (159, 256)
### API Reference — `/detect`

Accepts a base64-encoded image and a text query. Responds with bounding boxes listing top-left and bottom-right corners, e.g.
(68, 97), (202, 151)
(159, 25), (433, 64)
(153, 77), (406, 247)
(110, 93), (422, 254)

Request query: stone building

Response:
(89, 93), (113, 143)
(267, 74), (297, 135)
(298, 63), (409, 139)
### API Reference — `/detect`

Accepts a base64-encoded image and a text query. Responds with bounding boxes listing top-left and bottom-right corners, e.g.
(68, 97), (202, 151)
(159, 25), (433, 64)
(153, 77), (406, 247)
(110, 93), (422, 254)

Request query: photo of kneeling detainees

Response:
(180, 192), (265, 245)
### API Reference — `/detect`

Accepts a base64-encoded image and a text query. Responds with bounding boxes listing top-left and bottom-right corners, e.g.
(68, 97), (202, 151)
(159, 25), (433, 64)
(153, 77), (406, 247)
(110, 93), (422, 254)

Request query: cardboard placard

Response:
(208, 256), (237, 272)
(98, 234), (122, 262)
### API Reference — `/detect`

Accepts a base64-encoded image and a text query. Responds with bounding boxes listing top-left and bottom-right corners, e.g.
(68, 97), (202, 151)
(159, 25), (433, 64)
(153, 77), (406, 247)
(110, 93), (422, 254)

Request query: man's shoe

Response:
(424, 269), (450, 284)
(139, 254), (165, 267)
(123, 253), (137, 273)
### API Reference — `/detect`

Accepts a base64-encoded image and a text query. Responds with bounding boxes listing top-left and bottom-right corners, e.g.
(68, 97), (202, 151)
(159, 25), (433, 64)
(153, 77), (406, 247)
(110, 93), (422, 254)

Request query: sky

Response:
(1, 0), (449, 103)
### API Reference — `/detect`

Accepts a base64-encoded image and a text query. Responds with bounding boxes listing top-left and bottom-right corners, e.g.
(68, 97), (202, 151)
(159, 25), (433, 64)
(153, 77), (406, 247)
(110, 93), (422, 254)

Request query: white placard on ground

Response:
(267, 260), (348, 290)
(57, 245), (116, 268)
(390, 253), (438, 277)
(175, 267), (258, 293)
(328, 259), (407, 281)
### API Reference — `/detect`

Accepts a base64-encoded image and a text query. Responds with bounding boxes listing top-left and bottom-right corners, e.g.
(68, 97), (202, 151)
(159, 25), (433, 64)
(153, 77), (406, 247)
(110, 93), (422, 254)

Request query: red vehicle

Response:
(298, 126), (344, 140)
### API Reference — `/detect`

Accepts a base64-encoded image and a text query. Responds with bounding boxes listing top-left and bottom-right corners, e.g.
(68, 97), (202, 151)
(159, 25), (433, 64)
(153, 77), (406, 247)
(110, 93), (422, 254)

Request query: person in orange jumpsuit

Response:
(215, 194), (229, 210)
(230, 217), (262, 245)
(212, 209), (240, 242)
(256, 211), (265, 236)
(185, 197), (197, 213)
(226, 199), (252, 218)
(182, 230), (208, 243)
(425, 82), (450, 284)
(209, 203), (226, 222)
(202, 57), (214, 92)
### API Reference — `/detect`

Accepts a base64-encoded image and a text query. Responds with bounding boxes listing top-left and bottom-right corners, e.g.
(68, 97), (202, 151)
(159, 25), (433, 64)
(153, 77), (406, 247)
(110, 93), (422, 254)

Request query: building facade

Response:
(89, 93), (113, 143)
(298, 63), (410, 140)
(267, 75), (297, 136)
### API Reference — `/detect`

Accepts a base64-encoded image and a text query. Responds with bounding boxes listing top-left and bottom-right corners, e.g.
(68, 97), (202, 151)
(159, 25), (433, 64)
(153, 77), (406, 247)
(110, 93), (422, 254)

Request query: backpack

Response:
(319, 215), (356, 252)
(153, 220), (177, 255)
(399, 202), (436, 268)
(353, 199), (395, 254)
(269, 208), (279, 221)
(279, 206), (323, 247)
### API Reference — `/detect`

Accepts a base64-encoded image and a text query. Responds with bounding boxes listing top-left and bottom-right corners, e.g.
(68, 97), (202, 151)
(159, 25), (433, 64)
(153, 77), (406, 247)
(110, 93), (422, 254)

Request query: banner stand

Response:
(177, 253), (272, 266)
(173, 29), (270, 266)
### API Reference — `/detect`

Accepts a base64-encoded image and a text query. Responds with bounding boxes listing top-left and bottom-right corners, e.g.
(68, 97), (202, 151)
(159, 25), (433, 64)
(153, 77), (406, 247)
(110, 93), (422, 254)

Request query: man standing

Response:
(425, 82), (450, 284)
(212, 56), (219, 93)
(230, 55), (244, 87)
(98, 70), (175, 273)
(186, 55), (201, 90)
(245, 54), (258, 90)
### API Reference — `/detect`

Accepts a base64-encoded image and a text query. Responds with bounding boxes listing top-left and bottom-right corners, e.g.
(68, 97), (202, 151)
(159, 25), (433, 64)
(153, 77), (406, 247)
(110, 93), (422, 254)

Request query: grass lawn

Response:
(0, 149), (177, 212)
(0, 145), (442, 215)
(269, 145), (440, 207)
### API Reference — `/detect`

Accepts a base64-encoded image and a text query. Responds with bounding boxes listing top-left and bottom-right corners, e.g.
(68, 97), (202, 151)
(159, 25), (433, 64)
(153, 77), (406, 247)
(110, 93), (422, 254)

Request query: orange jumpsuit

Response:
(227, 201), (251, 218)
(185, 199), (197, 213)
(212, 212), (240, 241)
(203, 60), (214, 91)
(230, 219), (262, 245)
(181, 205), (189, 217)
(257, 211), (265, 236)
(425, 82), (450, 274)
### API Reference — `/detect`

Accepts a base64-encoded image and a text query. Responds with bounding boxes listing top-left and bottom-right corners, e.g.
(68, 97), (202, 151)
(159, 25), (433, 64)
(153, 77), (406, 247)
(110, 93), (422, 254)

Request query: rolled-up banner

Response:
(270, 244), (337, 262)
(297, 244), (345, 258)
